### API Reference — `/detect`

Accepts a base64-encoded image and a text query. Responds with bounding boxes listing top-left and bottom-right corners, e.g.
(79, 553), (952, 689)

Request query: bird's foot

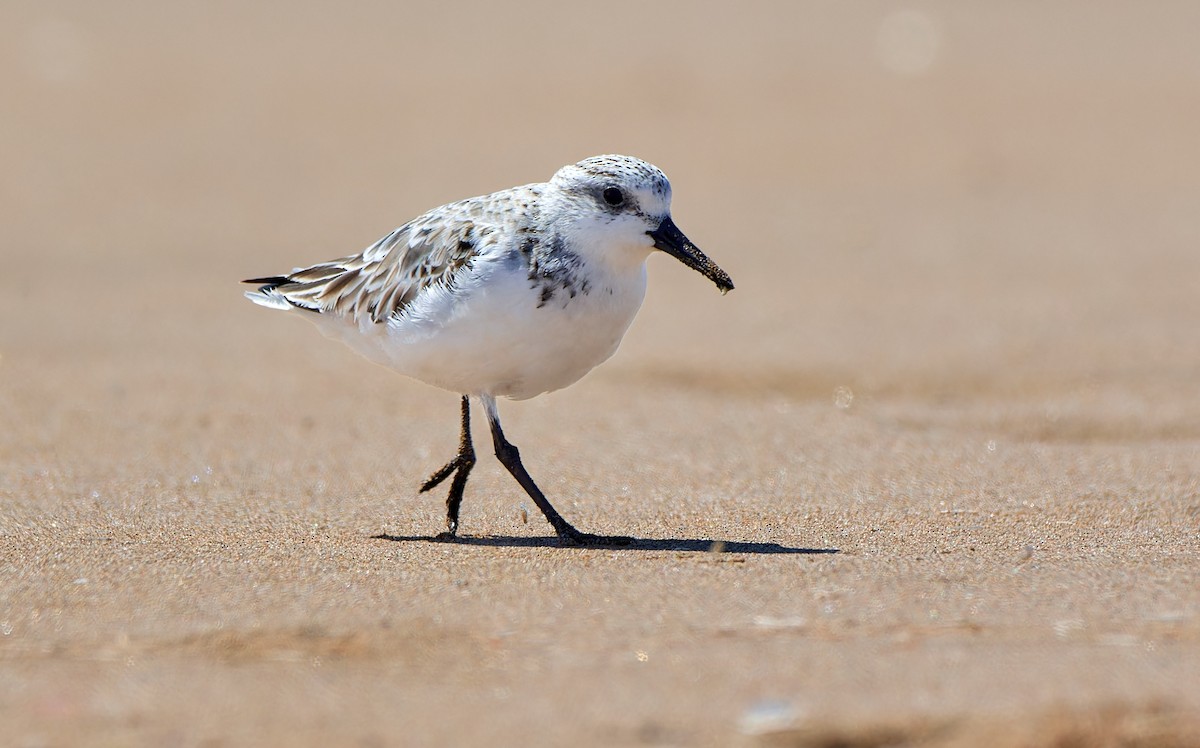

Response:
(420, 454), (472, 493)
(431, 516), (459, 542)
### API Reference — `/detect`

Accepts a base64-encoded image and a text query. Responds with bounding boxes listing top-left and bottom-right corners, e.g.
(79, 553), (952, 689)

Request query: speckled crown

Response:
(552, 155), (671, 201)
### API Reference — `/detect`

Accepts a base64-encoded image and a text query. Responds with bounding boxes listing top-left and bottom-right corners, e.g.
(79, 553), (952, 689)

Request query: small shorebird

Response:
(244, 155), (732, 545)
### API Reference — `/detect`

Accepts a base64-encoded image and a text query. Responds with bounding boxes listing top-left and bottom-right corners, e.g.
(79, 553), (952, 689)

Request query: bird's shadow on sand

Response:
(371, 534), (837, 555)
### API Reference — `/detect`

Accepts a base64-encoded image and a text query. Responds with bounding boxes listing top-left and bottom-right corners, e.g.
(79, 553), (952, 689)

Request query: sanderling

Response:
(244, 155), (733, 545)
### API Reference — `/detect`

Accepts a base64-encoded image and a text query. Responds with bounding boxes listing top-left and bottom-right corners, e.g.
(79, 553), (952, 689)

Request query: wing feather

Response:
(242, 195), (523, 323)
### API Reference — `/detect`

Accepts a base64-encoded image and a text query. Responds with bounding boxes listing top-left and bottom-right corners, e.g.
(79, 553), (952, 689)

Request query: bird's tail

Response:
(243, 276), (300, 311)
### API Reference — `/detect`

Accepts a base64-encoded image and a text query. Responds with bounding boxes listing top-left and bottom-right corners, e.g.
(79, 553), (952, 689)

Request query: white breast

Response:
(309, 252), (648, 400)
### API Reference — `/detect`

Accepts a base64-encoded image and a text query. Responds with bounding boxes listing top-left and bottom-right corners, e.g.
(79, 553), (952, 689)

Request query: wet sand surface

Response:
(2, 2), (1199, 745)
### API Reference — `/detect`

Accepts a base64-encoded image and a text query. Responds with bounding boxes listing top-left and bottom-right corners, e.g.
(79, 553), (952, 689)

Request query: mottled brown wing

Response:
(249, 198), (495, 324)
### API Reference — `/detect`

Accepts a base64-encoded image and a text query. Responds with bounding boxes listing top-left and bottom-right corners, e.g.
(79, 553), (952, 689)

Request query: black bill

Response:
(647, 216), (734, 294)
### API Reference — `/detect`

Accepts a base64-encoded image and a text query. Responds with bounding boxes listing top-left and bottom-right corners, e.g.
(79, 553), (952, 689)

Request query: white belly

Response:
(310, 254), (648, 399)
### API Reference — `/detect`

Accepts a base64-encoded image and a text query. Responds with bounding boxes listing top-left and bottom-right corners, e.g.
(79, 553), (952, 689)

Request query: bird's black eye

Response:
(602, 186), (625, 207)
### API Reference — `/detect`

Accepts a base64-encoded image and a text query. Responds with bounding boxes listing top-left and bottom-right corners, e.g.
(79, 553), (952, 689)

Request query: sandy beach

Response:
(2, 2), (1199, 744)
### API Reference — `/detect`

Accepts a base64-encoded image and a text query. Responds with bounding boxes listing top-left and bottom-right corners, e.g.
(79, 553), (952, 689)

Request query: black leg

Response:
(419, 395), (476, 537)
(481, 396), (630, 546)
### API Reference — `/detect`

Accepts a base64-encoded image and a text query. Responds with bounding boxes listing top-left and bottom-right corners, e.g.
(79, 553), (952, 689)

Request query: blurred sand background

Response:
(2, 1), (1199, 745)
